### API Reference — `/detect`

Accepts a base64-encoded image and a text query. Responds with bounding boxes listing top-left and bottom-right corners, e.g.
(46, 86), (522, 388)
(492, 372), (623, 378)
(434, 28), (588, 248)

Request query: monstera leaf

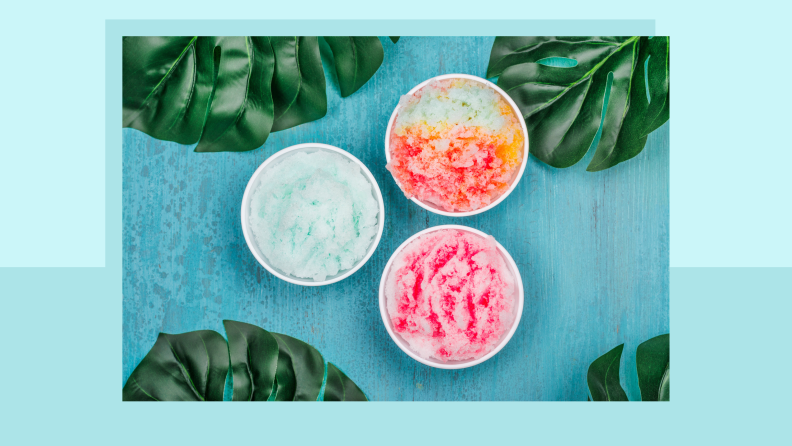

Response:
(587, 333), (669, 401)
(123, 320), (368, 401)
(636, 333), (670, 402)
(123, 36), (394, 152)
(488, 36), (669, 171)
(324, 37), (384, 98)
(324, 362), (368, 402)
(587, 343), (629, 401)
(122, 330), (229, 401)
(224, 320), (280, 401)
(269, 37), (327, 132)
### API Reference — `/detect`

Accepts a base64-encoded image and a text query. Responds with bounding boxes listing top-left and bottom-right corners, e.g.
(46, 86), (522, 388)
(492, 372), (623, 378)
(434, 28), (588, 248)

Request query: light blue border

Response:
(1, 15), (789, 445)
(109, 19), (656, 36)
(2, 266), (788, 443)
(1, 19), (655, 268)
(8, 17), (788, 267)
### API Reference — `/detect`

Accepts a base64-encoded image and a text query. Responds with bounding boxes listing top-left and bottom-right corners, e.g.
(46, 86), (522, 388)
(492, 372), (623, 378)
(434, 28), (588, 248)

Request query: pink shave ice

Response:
(385, 229), (516, 361)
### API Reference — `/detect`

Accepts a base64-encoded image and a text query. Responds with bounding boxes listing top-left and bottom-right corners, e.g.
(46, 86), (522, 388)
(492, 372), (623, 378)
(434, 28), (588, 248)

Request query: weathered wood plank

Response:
(123, 36), (669, 401)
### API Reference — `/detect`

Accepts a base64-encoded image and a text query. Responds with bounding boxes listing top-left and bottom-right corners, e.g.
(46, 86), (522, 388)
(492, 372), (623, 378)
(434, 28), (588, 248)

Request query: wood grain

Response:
(123, 36), (669, 401)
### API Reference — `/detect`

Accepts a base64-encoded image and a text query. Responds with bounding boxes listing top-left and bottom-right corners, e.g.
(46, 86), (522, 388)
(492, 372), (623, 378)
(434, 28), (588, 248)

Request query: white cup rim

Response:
(384, 73), (530, 217)
(241, 143), (385, 287)
(378, 224), (524, 369)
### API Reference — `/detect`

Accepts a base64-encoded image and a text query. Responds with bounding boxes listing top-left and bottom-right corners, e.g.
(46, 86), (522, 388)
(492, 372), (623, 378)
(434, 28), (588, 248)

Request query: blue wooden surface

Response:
(122, 36), (669, 401)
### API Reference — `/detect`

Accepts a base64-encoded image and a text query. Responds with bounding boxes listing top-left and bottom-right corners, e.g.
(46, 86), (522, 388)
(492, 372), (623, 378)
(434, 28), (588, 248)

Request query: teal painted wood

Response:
(122, 36), (669, 401)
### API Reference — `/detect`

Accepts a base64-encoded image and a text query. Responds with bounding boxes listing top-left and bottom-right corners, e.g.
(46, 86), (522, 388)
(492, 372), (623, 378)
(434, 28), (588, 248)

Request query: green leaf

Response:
(641, 37), (670, 136)
(123, 37), (276, 153)
(389, 36), (400, 44)
(636, 333), (670, 401)
(270, 36), (327, 132)
(658, 366), (670, 401)
(122, 330), (229, 401)
(123, 320), (367, 402)
(194, 37), (276, 153)
(122, 37), (212, 145)
(587, 37), (670, 171)
(271, 332), (325, 401)
(487, 36), (630, 78)
(223, 320), (279, 401)
(324, 362), (368, 401)
(272, 343), (297, 401)
(324, 37), (384, 97)
(587, 343), (628, 401)
(489, 36), (670, 170)
(124, 36), (387, 152)
(585, 38), (640, 171)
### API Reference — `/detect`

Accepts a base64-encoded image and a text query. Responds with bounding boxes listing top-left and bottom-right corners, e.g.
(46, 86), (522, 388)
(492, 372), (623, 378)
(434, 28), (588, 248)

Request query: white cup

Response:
(384, 74), (530, 217)
(241, 143), (385, 286)
(378, 225), (524, 369)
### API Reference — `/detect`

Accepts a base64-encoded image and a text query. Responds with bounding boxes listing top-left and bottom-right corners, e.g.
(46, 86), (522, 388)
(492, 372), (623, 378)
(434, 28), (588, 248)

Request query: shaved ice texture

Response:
(248, 151), (379, 282)
(386, 78), (524, 212)
(385, 229), (516, 362)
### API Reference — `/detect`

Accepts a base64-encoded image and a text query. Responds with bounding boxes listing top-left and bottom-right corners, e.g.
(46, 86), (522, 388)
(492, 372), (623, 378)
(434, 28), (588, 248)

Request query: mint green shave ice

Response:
(248, 151), (379, 282)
